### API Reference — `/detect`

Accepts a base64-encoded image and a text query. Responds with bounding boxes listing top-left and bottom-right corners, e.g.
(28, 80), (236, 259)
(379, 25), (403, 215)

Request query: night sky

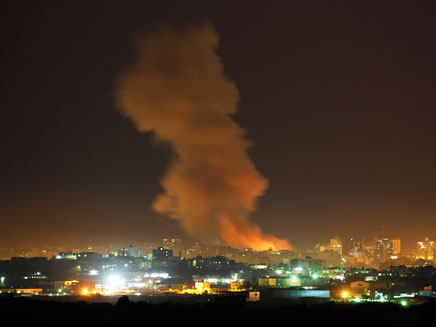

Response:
(2, 1), (436, 251)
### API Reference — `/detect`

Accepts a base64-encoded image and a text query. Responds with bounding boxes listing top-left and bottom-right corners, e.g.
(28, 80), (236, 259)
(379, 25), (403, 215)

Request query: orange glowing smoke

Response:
(116, 22), (292, 251)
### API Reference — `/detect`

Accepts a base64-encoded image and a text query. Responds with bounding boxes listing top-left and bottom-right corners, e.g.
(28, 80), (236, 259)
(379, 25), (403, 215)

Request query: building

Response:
(76, 252), (102, 261)
(259, 275), (301, 288)
(330, 237), (343, 256)
(392, 239), (401, 255)
(117, 245), (141, 258)
(417, 238), (435, 260)
(374, 236), (394, 262)
(152, 247), (173, 260)
(290, 257), (325, 273)
(53, 251), (77, 260)
(162, 237), (183, 257)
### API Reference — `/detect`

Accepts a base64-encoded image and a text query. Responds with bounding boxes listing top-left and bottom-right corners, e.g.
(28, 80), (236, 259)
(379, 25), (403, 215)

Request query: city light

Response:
(352, 297), (362, 303)
(106, 275), (125, 294)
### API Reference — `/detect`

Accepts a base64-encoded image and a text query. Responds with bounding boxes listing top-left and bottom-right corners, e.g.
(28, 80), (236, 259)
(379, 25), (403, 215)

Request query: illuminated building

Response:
(330, 237), (343, 256)
(162, 237), (183, 257)
(53, 251), (77, 260)
(230, 281), (245, 292)
(117, 245), (141, 258)
(258, 275), (301, 287)
(392, 239), (401, 256)
(290, 257), (325, 273)
(374, 236), (397, 262)
(194, 281), (211, 294)
(417, 237), (435, 260)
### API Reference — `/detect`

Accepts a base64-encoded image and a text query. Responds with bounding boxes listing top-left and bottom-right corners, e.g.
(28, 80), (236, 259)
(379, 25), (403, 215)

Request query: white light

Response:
(106, 275), (124, 292)
(147, 273), (169, 279)
(89, 269), (99, 276)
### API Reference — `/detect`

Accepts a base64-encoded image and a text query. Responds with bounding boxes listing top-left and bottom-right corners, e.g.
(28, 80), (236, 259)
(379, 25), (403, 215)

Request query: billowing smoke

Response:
(116, 22), (291, 251)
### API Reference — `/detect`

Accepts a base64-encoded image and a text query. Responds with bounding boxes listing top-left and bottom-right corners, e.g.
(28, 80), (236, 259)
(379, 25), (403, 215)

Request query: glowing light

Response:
(291, 276), (299, 283)
(312, 273), (319, 280)
(144, 273), (169, 279)
(352, 297), (361, 303)
(106, 275), (125, 293)
(81, 288), (88, 295)
(341, 291), (349, 299)
(401, 300), (408, 307)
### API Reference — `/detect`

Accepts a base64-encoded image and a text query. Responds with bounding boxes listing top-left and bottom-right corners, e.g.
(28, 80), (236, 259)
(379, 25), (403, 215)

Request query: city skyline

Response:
(2, 2), (436, 251)
(2, 233), (436, 259)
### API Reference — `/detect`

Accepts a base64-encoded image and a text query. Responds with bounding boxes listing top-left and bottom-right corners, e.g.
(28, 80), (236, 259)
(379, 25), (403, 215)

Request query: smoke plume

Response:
(116, 22), (291, 251)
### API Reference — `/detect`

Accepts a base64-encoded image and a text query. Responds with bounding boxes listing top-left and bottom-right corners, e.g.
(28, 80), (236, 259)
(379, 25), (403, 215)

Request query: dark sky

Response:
(2, 1), (436, 251)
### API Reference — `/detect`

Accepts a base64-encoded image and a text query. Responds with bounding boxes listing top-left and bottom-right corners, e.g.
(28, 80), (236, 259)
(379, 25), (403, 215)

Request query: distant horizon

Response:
(0, 233), (427, 255)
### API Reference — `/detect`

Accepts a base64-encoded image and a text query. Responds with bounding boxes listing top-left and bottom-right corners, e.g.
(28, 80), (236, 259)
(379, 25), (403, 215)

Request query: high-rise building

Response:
(342, 238), (357, 257)
(373, 236), (401, 261)
(162, 237), (183, 257)
(392, 238), (401, 255)
(417, 237), (435, 260)
(374, 236), (392, 261)
(329, 237), (343, 256)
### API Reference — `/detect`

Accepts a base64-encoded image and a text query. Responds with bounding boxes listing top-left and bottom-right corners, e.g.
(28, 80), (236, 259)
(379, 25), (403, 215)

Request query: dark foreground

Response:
(1, 296), (435, 325)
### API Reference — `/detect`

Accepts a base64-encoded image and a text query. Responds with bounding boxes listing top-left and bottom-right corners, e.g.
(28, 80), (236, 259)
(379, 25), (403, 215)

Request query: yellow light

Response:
(82, 288), (88, 295)
(341, 291), (349, 299)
